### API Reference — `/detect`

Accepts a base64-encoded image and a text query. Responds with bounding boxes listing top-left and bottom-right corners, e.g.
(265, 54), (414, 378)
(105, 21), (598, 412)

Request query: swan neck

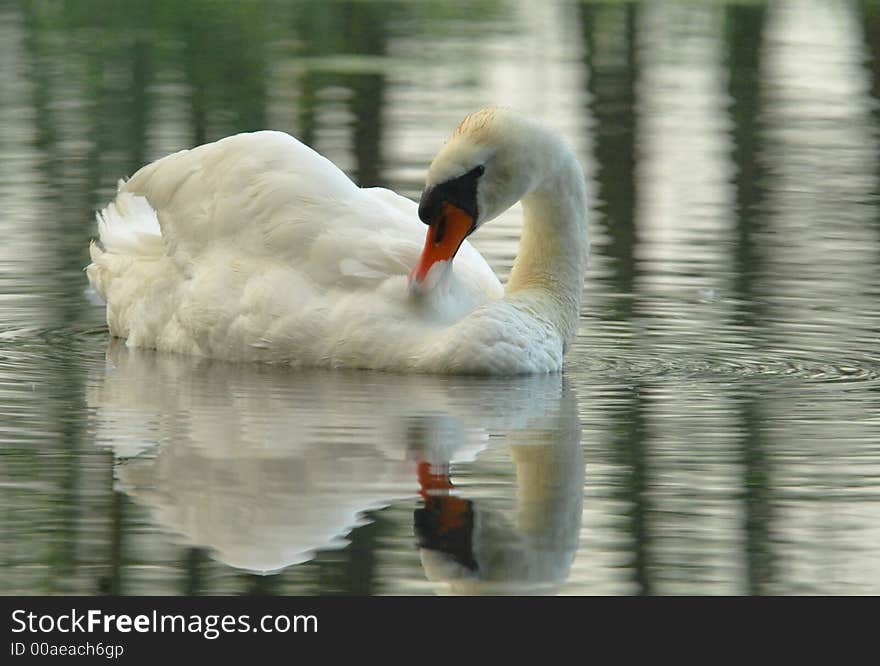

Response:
(504, 154), (589, 346)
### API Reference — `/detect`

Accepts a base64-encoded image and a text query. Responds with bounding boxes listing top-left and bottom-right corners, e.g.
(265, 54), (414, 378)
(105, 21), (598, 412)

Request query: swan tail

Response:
(94, 183), (165, 256)
(86, 184), (165, 306)
(85, 241), (120, 304)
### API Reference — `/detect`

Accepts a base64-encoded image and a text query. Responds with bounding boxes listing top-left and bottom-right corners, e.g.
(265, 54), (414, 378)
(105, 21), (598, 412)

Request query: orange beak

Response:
(408, 202), (475, 285)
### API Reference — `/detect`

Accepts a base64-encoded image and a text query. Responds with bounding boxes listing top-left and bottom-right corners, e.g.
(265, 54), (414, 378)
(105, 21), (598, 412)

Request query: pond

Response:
(1, 0), (879, 595)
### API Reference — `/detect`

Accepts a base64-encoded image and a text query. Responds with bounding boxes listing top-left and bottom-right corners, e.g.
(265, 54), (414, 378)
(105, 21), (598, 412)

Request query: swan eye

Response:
(471, 165), (485, 177)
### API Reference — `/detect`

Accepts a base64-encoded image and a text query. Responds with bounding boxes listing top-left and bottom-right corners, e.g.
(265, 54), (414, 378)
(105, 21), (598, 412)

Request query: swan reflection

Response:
(88, 341), (584, 592)
(415, 382), (583, 594)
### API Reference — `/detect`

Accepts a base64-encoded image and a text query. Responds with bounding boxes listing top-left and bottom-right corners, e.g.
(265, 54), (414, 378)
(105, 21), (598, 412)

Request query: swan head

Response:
(409, 107), (546, 287)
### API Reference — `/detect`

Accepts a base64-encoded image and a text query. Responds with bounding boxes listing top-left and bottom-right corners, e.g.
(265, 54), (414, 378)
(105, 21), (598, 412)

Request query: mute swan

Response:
(86, 108), (589, 374)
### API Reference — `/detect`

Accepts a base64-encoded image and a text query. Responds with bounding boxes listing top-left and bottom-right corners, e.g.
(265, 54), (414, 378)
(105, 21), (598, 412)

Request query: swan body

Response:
(87, 108), (589, 374)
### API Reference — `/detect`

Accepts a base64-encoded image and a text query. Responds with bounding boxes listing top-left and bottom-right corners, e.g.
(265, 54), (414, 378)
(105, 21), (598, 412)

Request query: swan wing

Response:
(121, 131), (361, 267)
(119, 130), (500, 295)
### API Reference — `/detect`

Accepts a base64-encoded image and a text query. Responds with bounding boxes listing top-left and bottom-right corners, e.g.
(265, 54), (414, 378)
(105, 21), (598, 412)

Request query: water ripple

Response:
(570, 341), (880, 387)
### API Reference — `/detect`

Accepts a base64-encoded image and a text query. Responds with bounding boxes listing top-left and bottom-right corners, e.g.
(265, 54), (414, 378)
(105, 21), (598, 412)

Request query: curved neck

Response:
(505, 151), (589, 347)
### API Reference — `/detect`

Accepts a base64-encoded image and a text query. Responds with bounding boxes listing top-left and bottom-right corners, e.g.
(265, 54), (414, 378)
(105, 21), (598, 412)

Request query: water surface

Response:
(1, 0), (880, 595)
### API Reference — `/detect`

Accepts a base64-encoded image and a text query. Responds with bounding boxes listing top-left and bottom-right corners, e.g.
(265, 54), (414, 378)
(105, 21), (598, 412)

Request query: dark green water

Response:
(1, 0), (879, 595)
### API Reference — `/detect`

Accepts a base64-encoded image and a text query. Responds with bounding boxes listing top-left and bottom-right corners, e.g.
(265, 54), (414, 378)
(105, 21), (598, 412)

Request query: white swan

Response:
(86, 108), (589, 374)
